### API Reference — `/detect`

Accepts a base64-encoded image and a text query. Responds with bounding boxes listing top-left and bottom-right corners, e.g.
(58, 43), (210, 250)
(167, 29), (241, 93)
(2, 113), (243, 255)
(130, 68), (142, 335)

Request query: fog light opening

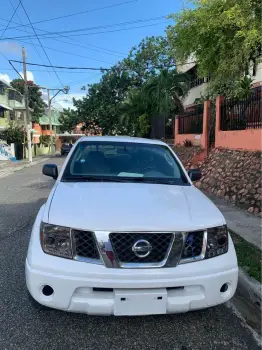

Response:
(42, 285), (54, 297)
(220, 283), (229, 293)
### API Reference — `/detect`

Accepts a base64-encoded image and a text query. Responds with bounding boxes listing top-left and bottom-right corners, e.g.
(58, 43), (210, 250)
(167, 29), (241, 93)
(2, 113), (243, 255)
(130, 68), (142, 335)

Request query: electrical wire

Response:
(1, 18), (170, 41)
(6, 15), (168, 39)
(8, 0), (52, 79)
(0, 18), (127, 58)
(7, 0), (137, 30)
(9, 60), (197, 71)
(16, 40), (115, 65)
(17, 0), (64, 88)
(9, 60), (111, 71)
(0, 0), (20, 39)
(0, 67), (106, 74)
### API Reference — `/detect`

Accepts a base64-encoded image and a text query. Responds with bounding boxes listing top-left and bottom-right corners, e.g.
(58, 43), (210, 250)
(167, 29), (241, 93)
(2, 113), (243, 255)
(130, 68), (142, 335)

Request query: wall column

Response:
(202, 100), (211, 151)
(215, 96), (224, 148)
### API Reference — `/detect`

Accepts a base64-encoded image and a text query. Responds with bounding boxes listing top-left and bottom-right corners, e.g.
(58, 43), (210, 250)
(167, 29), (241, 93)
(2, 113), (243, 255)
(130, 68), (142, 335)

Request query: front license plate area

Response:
(114, 289), (167, 316)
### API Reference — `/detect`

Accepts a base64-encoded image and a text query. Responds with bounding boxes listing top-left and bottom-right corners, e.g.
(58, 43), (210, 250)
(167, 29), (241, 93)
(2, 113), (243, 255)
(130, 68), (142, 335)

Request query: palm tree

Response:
(143, 69), (189, 138)
(119, 89), (147, 135)
(144, 69), (188, 117)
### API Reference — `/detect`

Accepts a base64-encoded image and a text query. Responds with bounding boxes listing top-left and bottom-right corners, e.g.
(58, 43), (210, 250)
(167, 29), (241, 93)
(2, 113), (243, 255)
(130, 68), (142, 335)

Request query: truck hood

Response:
(47, 182), (225, 231)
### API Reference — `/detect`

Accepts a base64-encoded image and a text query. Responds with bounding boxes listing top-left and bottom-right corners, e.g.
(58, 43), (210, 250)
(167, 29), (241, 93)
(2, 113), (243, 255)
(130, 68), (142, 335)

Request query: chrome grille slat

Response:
(72, 230), (100, 260)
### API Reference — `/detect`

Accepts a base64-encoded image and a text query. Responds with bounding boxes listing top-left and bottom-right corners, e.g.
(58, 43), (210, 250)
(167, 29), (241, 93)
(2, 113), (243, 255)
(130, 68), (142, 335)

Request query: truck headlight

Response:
(206, 225), (228, 258)
(40, 222), (72, 258)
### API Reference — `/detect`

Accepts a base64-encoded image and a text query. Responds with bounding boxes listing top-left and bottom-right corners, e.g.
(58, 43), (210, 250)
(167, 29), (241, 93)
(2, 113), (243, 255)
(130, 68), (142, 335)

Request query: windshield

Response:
(62, 141), (188, 185)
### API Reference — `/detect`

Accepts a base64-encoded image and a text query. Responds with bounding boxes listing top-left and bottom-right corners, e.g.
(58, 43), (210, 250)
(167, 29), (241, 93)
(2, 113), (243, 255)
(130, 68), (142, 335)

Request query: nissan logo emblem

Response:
(132, 239), (152, 258)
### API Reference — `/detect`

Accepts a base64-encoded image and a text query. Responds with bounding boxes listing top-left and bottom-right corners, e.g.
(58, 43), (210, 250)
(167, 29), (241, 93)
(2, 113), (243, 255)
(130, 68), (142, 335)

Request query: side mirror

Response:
(188, 168), (201, 182)
(42, 164), (58, 179)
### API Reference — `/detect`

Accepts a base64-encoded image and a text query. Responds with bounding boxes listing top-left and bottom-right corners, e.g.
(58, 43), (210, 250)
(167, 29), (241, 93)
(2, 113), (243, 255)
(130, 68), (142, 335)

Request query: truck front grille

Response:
(72, 230), (99, 259)
(109, 232), (173, 263)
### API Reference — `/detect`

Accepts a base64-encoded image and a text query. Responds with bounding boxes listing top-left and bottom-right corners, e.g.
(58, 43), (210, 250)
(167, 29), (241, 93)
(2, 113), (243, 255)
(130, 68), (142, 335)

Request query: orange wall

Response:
(215, 95), (262, 151)
(174, 127), (203, 146)
(216, 129), (262, 151)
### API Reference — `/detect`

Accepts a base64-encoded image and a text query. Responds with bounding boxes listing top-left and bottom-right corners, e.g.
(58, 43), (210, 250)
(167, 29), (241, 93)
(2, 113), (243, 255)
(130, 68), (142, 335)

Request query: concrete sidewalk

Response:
(0, 156), (51, 179)
(205, 191), (261, 249)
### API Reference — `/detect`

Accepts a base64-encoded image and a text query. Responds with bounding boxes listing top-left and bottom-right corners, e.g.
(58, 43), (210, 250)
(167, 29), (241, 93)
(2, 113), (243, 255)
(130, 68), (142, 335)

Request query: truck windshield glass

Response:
(62, 141), (189, 185)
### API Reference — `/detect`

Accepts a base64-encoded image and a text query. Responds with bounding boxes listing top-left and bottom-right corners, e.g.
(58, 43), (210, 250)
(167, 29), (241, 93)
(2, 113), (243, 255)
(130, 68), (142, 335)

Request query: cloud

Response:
(19, 71), (35, 82)
(0, 42), (21, 54)
(0, 73), (11, 84)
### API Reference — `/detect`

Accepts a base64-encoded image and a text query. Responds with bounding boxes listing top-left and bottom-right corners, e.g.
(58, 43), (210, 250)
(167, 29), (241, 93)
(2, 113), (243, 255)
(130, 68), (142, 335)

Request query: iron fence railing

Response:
(220, 86), (262, 130)
(178, 104), (204, 134)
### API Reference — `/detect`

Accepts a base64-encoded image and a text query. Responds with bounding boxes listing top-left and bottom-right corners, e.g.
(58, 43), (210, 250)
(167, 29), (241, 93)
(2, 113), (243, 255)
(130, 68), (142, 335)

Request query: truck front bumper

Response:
(26, 236), (238, 316)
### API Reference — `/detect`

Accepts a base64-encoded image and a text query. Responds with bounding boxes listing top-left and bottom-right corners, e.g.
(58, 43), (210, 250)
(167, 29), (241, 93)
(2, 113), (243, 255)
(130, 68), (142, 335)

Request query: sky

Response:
(0, 0), (185, 108)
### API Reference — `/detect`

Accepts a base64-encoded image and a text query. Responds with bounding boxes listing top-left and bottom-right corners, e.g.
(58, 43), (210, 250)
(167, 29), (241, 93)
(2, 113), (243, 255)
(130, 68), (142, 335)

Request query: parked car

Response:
(26, 136), (238, 315)
(61, 142), (72, 156)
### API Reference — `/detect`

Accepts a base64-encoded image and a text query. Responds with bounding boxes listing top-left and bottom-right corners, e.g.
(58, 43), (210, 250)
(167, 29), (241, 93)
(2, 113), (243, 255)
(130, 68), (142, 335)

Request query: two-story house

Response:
(0, 78), (30, 131)
(178, 57), (262, 108)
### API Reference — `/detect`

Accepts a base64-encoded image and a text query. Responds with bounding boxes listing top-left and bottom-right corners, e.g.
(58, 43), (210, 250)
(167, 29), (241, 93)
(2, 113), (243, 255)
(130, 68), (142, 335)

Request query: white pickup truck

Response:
(26, 136), (238, 316)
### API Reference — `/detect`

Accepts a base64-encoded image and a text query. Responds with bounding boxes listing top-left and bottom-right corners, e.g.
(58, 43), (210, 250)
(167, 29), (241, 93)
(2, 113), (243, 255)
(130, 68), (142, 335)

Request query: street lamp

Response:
(39, 86), (70, 155)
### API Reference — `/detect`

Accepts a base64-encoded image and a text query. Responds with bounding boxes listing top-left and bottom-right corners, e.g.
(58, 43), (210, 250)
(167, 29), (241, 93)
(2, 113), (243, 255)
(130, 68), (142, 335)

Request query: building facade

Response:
(0, 78), (29, 131)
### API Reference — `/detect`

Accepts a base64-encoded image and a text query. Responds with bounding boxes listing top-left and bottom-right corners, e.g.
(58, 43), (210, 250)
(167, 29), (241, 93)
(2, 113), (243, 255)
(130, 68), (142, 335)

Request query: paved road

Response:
(0, 158), (260, 350)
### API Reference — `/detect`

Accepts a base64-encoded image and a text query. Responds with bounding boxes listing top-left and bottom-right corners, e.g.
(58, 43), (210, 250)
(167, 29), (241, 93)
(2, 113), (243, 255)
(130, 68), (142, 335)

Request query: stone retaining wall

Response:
(172, 146), (262, 215)
(171, 145), (204, 170)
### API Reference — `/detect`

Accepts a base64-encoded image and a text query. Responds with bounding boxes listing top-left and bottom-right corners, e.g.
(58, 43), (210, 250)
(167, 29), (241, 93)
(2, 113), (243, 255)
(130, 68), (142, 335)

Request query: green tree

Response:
(167, 0), (262, 96)
(1, 121), (24, 143)
(10, 79), (46, 122)
(122, 36), (175, 84)
(58, 36), (188, 136)
(58, 108), (79, 133)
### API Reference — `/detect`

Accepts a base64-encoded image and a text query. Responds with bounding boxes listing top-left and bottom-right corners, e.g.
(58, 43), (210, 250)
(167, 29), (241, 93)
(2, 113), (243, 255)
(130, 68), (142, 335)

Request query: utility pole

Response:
(47, 88), (53, 154)
(22, 47), (32, 162)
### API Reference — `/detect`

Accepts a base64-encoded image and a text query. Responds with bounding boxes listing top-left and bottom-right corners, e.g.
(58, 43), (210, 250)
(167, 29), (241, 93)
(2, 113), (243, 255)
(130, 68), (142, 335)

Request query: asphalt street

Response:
(0, 157), (260, 350)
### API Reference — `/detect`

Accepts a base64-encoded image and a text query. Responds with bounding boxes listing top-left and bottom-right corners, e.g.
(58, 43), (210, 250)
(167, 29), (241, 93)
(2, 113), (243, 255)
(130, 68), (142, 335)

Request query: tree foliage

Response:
(1, 121), (24, 143)
(59, 36), (188, 136)
(167, 0), (262, 97)
(10, 79), (46, 123)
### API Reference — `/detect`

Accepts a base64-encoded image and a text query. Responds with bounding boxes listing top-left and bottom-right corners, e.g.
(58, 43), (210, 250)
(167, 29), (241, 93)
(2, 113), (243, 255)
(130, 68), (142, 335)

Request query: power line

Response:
(9, 59), (197, 71)
(17, 0), (64, 87)
(0, 0), (20, 39)
(1, 21), (170, 41)
(7, 0), (137, 30)
(16, 40), (115, 65)
(8, 0), (52, 78)
(0, 18), (127, 58)
(0, 67), (105, 74)
(10, 60), (111, 71)
(3, 15), (168, 40)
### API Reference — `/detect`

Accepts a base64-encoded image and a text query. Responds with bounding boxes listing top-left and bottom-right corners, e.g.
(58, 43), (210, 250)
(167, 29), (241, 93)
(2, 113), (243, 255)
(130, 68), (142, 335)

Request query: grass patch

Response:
(230, 230), (261, 283)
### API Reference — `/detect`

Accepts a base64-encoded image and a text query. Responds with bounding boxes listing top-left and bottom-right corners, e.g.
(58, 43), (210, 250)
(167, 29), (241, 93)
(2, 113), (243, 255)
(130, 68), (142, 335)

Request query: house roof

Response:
(39, 109), (61, 126)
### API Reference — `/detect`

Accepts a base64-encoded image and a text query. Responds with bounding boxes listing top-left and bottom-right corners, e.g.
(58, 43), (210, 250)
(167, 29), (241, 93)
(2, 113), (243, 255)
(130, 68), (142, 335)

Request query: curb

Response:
(233, 267), (262, 335)
(0, 157), (51, 179)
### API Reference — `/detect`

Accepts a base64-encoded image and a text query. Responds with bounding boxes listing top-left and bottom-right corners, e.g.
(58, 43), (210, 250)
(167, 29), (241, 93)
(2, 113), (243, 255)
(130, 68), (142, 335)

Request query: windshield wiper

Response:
(62, 175), (178, 185)
(127, 178), (177, 185)
(62, 175), (132, 182)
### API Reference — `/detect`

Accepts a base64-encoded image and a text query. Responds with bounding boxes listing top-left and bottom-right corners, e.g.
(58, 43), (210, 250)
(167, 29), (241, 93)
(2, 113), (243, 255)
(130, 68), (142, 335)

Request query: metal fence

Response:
(178, 104), (204, 134)
(220, 86), (262, 130)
